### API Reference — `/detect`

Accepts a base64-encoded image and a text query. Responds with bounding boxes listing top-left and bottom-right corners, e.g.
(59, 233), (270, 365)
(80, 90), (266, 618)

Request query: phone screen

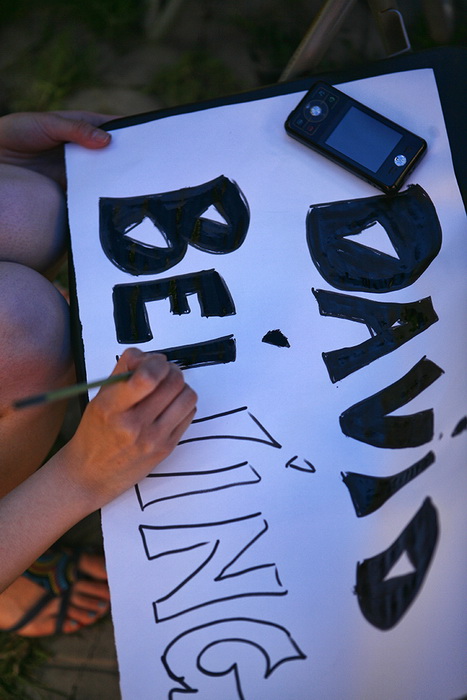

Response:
(324, 106), (403, 173)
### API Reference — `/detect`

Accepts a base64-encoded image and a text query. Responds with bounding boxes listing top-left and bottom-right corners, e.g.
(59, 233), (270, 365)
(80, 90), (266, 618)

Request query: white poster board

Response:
(66, 69), (466, 699)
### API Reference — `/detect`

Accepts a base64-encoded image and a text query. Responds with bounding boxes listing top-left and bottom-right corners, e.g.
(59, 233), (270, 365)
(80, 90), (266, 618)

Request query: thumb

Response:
(44, 113), (111, 149)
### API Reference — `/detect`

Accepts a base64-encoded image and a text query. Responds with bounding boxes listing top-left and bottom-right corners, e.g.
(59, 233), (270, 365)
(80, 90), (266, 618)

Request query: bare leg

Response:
(0, 164), (67, 277)
(0, 168), (110, 635)
(0, 164), (72, 493)
(0, 262), (74, 496)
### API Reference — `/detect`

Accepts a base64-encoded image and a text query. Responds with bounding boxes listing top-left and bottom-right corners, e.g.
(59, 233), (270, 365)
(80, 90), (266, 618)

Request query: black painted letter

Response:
(313, 289), (438, 382)
(342, 451), (435, 517)
(339, 356), (444, 448)
(307, 185), (442, 292)
(355, 497), (438, 629)
(100, 176), (250, 275)
(113, 269), (235, 343)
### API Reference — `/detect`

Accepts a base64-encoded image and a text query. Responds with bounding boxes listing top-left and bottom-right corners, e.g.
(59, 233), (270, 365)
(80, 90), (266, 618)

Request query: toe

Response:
(70, 587), (110, 617)
(74, 577), (110, 601)
(61, 599), (109, 630)
(77, 552), (108, 581)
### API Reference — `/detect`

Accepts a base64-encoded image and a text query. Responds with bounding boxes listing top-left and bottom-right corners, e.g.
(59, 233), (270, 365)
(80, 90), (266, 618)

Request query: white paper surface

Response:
(66, 69), (466, 699)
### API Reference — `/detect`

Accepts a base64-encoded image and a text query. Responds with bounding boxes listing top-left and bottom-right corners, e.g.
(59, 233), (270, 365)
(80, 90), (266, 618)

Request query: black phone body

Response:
(285, 81), (427, 195)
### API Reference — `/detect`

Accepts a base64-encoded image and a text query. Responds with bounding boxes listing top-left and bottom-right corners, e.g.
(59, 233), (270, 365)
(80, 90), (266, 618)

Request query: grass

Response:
(0, 0), (146, 41)
(0, 0), (148, 114)
(2, 1), (465, 115)
(10, 29), (96, 113)
(232, 9), (309, 82)
(0, 630), (60, 700)
(146, 49), (241, 106)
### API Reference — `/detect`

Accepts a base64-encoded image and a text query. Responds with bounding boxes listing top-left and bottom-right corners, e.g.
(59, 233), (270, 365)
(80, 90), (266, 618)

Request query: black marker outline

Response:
(179, 406), (282, 449)
(139, 514), (287, 623)
(161, 616), (306, 699)
(285, 456), (316, 473)
(135, 461), (261, 511)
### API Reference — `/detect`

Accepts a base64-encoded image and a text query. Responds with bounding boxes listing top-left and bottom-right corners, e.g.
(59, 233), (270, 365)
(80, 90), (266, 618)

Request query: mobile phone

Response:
(284, 81), (427, 194)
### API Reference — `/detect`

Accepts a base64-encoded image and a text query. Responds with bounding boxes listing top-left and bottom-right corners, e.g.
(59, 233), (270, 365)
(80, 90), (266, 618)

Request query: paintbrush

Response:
(0, 371), (133, 418)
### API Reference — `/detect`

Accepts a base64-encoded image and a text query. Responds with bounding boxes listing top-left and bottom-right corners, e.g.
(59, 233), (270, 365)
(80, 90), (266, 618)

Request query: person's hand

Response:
(0, 111), (115, 189)
(61, 349), (197, 509)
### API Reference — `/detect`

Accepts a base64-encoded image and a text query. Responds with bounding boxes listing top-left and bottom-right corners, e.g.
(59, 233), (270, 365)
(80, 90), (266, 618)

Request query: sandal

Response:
(6, 547), (107, 635)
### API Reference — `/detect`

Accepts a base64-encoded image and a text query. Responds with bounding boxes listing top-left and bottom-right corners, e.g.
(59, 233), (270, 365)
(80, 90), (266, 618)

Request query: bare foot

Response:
(0, 552), (110, 637)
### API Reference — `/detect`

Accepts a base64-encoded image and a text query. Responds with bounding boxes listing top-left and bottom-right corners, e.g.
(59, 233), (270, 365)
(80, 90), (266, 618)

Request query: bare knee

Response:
(0, 262), (73, 399)
(0, 164), (67, 274)
(0, 263), (74, 494)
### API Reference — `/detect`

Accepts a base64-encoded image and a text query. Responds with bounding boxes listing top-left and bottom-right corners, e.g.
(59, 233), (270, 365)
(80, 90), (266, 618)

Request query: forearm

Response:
(0, 350), (197, 593)
(0, 448), (98, 593)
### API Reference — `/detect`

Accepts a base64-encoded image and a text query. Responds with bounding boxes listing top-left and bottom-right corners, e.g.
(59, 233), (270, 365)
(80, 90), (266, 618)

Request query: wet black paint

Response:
(262, 329), (290, 348)
(99, 175), (250, 276)
(355, 497), (438, 629)
(151, 335), (236, 370)
(451, 415), (467, 437)
(307, 185), (442, 293)
(342, 451), (435, 517)
(113, 269), (235, 343)
(339, 356), (444, 448)
(313, 289), (438, 382)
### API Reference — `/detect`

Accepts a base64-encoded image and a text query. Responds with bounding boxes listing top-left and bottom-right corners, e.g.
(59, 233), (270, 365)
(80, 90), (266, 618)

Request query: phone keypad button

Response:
(304, 100), (328, 121)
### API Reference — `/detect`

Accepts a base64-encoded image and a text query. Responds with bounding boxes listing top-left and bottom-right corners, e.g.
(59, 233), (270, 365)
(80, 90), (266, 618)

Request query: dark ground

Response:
(1, 1), (465, 117)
